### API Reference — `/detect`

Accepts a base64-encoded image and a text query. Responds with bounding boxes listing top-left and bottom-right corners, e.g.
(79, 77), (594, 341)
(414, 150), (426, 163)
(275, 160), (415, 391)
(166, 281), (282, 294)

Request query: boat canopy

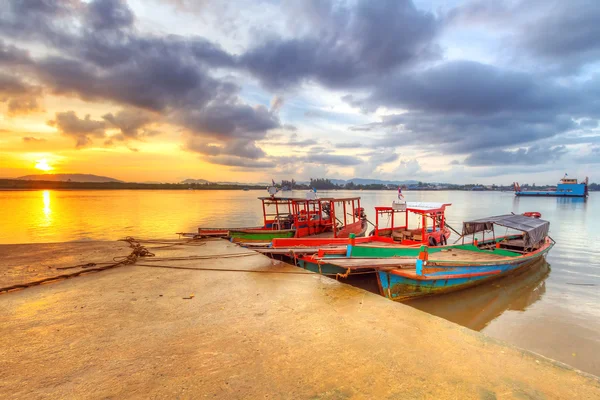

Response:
(462, 214), (550, 246)
(406, 202), (451, 213)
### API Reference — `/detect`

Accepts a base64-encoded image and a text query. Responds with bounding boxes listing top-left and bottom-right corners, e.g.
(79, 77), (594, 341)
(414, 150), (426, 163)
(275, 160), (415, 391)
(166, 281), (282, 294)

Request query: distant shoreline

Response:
(0, 179), (266, 191)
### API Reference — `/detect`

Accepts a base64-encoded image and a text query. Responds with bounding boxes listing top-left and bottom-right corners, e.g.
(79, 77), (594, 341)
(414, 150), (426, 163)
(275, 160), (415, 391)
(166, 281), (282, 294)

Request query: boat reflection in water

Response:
(404, 259), (550, 331)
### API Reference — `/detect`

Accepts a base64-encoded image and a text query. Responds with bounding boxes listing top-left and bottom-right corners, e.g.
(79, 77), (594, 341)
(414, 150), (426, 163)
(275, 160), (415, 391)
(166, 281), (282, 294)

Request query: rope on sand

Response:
(0, 237), (155, 294)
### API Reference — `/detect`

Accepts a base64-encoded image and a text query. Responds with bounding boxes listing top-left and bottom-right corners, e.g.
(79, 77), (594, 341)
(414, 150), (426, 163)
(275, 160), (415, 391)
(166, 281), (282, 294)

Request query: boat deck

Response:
(430, 248), (512, 262)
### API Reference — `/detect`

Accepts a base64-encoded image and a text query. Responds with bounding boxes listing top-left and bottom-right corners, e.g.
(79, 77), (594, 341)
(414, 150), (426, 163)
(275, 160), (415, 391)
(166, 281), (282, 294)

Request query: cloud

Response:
(464, 145), (568, 166)
(349, 61), (576, 115)
(345, 61), (597, 155)
(86, 0), (134, 31)
(180, 103), (279, 140)
(201, 155), (273, 168)
(261, 133), (318, 147)
(336, 142), (364, 149)
(102, 109), (156, 140)
(1, 0), (280, 158)
(241, 0), (440, 90)
(447, 0), (600, 73)
(270, 95), (284, 113)
(0, 73), (43, 116)
(0, 40), (31, 65)
(188, 138), (266, 159)
(48, 111), (107, 148)
(22, 136), (47, 143)
(7, 97), (42, 116)
(305, 154), (362, 166)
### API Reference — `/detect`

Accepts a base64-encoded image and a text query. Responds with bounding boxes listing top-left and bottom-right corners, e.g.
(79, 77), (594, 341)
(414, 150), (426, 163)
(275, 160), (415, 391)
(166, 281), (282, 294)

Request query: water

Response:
(1, 189), (599, 375)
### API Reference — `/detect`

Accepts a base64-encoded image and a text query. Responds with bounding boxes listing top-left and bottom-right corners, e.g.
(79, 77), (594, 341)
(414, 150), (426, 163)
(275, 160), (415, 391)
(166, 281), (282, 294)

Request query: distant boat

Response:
(243, 187), (250, 191)
(514, 175), (588, 197)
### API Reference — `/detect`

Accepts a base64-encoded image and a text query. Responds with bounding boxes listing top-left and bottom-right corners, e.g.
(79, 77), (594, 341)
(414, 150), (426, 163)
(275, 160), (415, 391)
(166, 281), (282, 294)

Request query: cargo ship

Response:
(514, 175), (589, 197)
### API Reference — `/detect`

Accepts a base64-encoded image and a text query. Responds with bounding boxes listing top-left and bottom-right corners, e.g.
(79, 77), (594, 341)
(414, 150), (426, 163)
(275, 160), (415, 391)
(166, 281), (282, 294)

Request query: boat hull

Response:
(378, 242), (553, 301)
(515, 192), (586, 197)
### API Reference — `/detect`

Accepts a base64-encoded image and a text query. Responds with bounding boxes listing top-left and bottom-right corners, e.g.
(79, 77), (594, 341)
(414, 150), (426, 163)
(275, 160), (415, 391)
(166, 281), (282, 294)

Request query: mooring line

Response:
(135, 263), (315, 274)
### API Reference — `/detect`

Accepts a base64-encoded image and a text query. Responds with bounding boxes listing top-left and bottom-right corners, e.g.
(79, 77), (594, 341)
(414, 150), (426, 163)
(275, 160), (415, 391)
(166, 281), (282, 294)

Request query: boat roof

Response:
(375, 202), (451, 214)
(257, 196), (361, 202)
(462, 214), (549, 246)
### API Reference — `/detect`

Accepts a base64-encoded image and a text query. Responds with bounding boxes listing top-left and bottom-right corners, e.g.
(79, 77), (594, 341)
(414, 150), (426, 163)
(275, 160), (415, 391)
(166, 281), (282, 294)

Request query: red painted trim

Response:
(271, 236), (372, 248)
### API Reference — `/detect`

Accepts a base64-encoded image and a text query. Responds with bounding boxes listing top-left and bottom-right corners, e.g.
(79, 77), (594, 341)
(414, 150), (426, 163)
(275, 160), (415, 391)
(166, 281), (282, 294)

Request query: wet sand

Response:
(1, 238), (599, 399)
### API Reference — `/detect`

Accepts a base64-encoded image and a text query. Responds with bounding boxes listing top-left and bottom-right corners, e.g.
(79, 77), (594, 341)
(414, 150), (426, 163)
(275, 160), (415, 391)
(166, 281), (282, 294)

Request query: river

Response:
(1, 189), (598, 375)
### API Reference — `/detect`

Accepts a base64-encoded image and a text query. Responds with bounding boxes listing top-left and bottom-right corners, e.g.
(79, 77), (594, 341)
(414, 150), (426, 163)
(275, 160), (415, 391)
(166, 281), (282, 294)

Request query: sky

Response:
(0, 0), (599, 184)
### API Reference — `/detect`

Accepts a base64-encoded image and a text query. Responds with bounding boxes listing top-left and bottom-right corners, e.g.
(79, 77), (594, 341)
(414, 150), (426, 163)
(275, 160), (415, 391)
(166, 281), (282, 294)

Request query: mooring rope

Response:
(134, 263), (315, 274)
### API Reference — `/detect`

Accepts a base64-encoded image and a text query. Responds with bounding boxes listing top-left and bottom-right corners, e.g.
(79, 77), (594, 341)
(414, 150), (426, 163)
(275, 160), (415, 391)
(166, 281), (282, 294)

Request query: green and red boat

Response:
(199, 191), (368, 245)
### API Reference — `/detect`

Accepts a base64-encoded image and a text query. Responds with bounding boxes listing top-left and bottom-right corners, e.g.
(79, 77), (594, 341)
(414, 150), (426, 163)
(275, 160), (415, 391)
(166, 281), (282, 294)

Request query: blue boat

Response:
(514, 174), (588, 197)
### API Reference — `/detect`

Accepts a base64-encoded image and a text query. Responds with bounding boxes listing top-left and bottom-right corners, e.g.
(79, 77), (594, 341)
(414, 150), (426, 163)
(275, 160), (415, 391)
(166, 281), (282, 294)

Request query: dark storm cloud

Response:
(48, 111), (107, 148)
(241, 0), (440, 89)
(464, 145), (568, 166)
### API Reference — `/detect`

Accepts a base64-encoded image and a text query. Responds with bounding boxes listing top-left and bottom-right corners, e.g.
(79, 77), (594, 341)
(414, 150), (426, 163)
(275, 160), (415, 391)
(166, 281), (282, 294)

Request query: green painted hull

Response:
(351, 238), (521, 258)
(230, 229), (295, 243)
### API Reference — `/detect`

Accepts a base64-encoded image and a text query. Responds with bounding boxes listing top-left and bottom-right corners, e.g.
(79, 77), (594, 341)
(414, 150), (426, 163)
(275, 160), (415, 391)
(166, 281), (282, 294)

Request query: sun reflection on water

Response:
(42, 190), (51, 216)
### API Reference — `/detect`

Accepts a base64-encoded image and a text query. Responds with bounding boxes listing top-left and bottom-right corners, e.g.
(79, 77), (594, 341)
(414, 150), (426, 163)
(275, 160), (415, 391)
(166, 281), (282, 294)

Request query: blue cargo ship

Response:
(514, 175), (589, 197)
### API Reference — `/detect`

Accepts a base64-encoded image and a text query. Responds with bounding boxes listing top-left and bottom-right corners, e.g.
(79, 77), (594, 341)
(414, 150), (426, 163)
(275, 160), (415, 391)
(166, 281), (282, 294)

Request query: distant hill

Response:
(16, 174), (122, 183)
(181, 179), (211, 184)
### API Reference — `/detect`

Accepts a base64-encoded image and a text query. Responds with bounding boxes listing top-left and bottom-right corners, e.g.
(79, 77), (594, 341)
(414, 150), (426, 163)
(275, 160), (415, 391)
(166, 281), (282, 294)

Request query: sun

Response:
(35, 158), (53, 172)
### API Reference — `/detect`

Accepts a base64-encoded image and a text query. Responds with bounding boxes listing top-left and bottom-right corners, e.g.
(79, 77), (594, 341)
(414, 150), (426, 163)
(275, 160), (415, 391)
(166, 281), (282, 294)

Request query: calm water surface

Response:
(1, 189), (599, 375)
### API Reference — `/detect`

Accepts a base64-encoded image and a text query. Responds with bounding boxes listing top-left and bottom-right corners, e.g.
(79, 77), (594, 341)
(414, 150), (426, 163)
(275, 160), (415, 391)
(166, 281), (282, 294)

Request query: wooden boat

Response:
(264, 201), (450, 256)
(199, 187), (367, 244)
(296, 214), (554, 301)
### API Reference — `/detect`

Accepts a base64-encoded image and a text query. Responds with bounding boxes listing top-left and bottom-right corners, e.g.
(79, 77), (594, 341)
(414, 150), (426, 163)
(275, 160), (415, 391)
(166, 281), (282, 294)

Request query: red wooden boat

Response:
(198, 192), (368, 244)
